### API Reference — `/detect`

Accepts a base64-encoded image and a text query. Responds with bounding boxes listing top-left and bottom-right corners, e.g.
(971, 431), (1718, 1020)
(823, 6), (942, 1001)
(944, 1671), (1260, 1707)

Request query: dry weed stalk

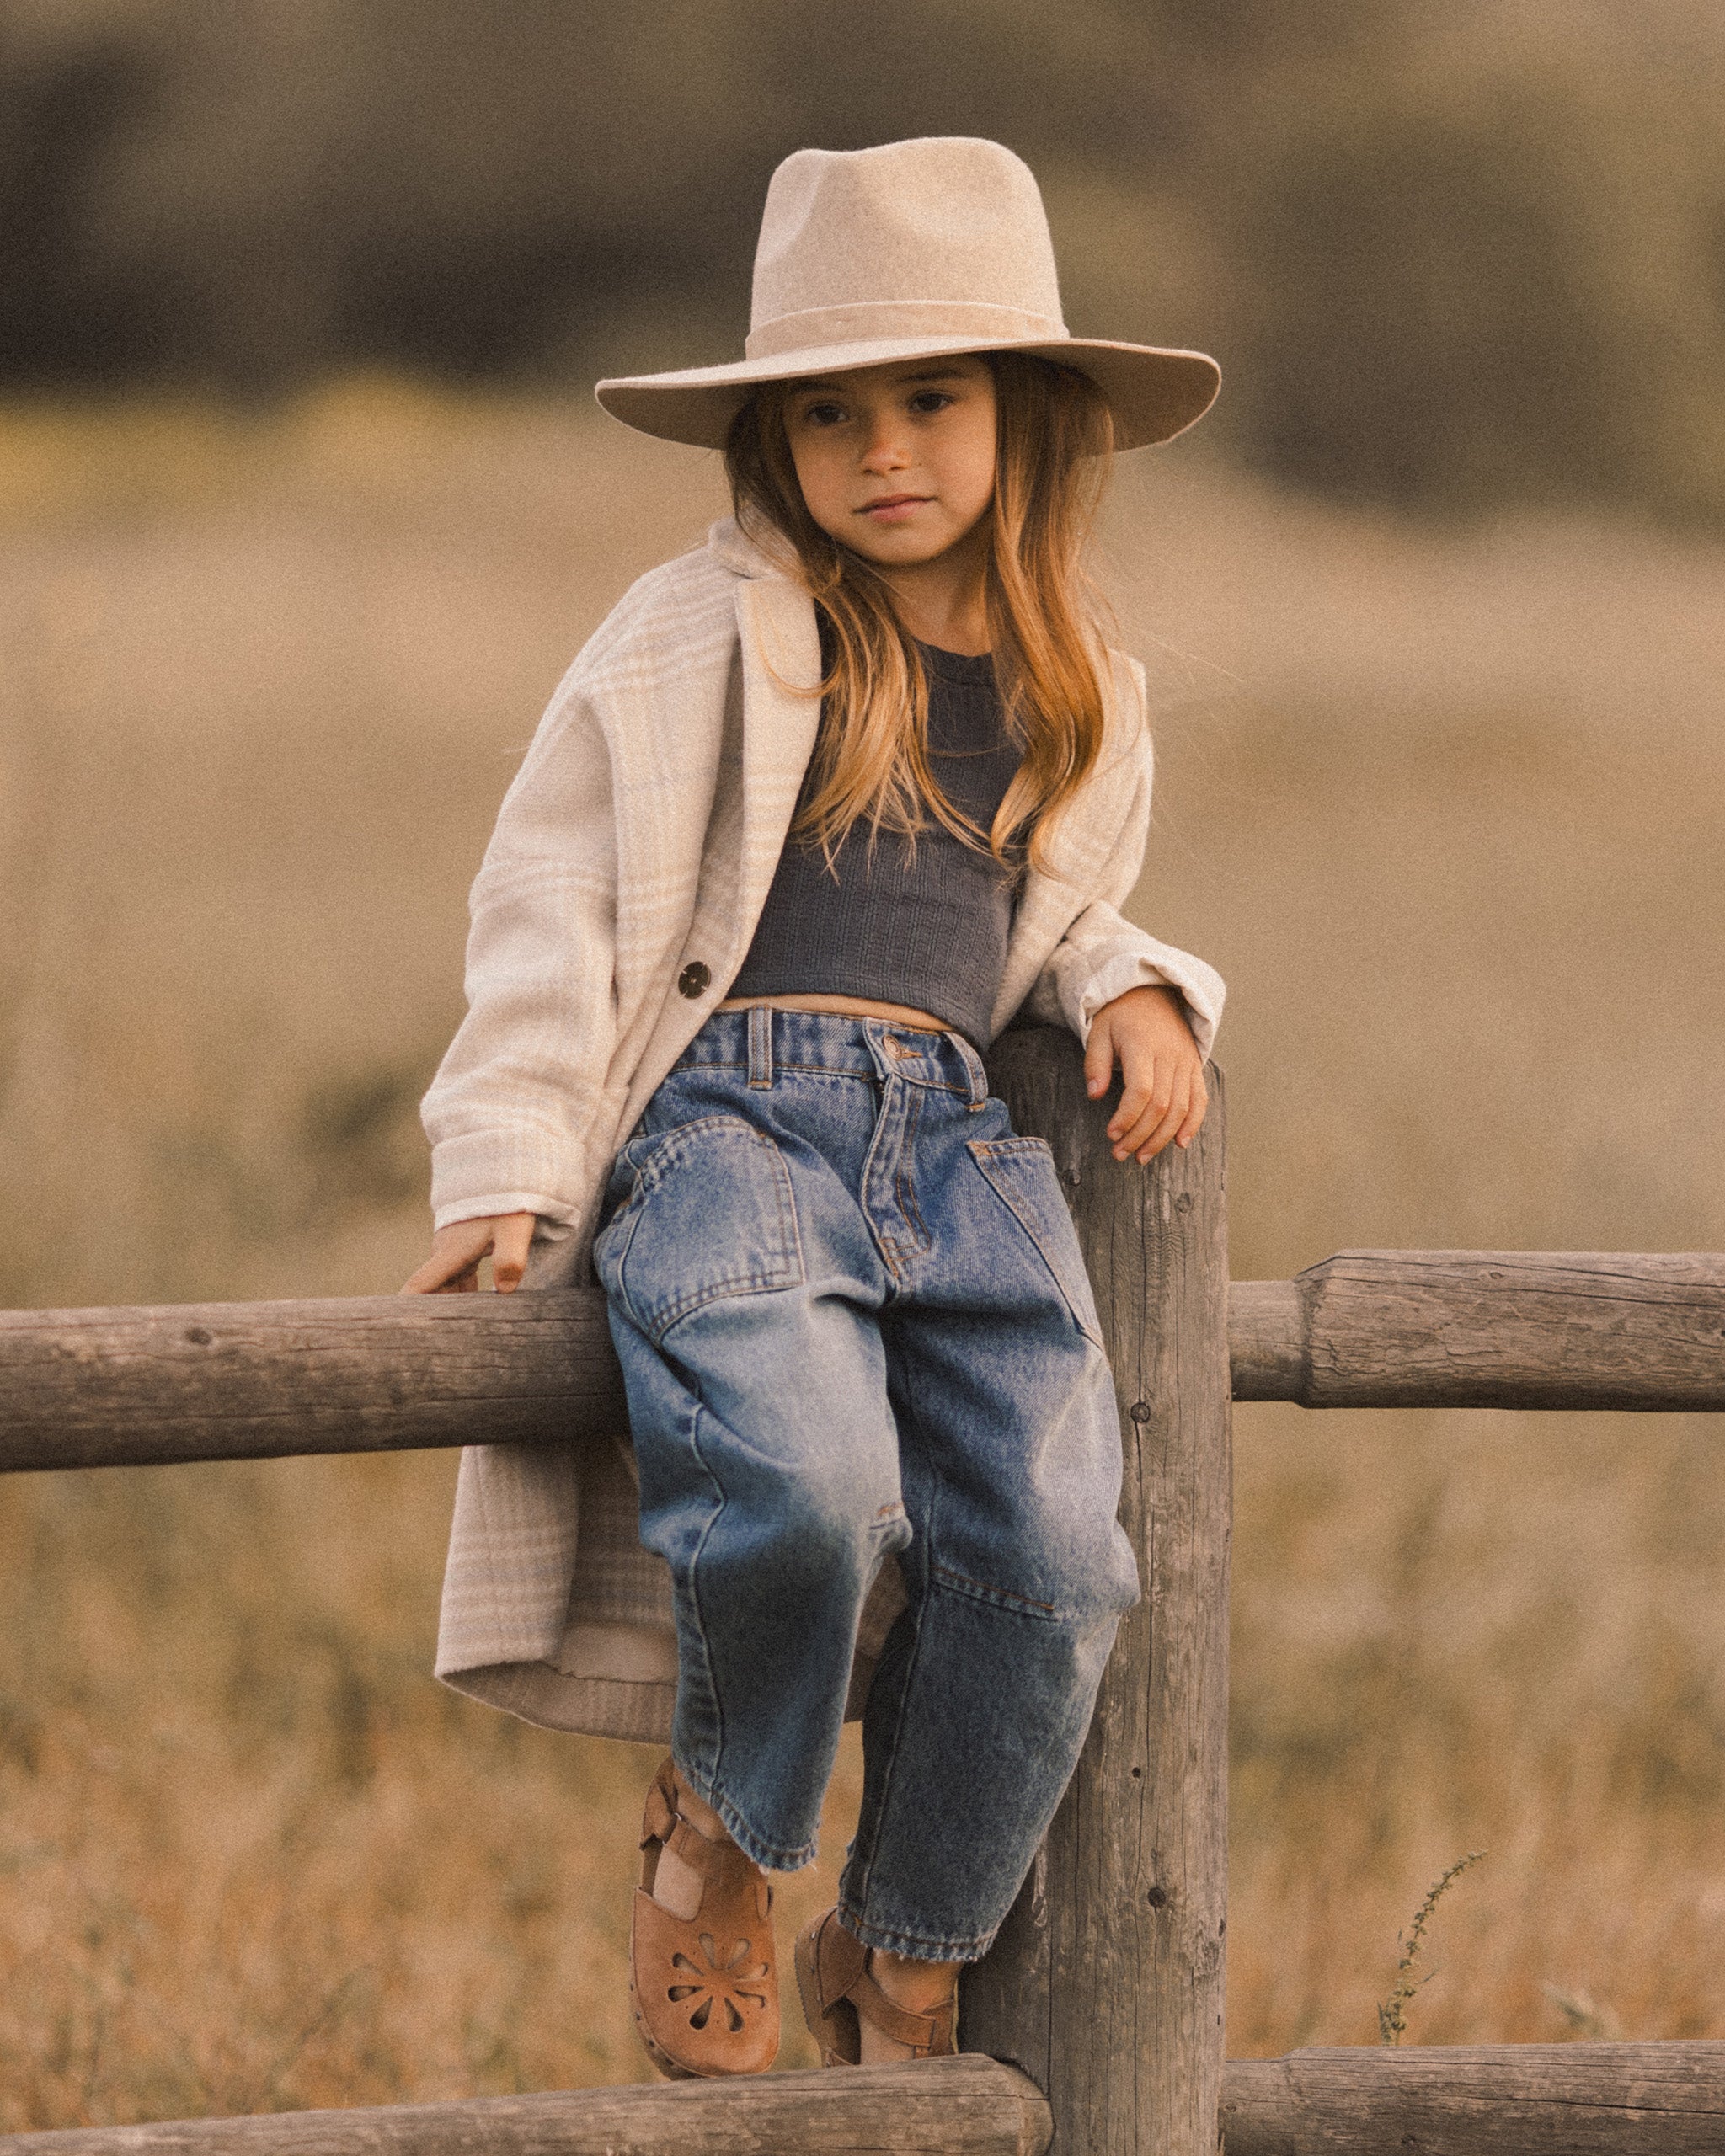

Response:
(1377, 1851), (1487, 2045)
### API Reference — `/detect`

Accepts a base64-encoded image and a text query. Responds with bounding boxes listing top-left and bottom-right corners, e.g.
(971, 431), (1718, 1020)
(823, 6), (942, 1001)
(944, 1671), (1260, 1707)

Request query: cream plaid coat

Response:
(422, 515), (1225, 1744)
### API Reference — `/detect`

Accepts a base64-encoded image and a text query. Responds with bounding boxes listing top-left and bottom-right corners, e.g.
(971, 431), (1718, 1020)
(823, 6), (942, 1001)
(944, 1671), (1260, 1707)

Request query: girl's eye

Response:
(909, 391), (956, 414)
(801, 402), (847, 428)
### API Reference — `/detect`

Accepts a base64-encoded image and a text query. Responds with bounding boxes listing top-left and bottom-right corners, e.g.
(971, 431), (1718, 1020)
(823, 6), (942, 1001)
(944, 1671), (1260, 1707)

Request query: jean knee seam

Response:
(847, 1461), (936, 1917)
(681, 1401), (729, 1781)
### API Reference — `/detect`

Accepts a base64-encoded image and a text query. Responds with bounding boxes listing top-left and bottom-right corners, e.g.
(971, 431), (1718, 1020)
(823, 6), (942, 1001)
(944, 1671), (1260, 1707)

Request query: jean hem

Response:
(673, 1753), (821, 1877)
(836, 1901), (997, 1964)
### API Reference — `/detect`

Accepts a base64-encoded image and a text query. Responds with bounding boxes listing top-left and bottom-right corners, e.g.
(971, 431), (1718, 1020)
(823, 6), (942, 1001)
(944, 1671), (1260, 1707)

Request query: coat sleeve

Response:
(1019, 659), (1226, 1062)
(419, 662), (622, 1235)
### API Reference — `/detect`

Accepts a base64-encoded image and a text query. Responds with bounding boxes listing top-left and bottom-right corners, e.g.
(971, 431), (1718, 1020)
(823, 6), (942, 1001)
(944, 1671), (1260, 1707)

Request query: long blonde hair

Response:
(724, 353), (1116, 873)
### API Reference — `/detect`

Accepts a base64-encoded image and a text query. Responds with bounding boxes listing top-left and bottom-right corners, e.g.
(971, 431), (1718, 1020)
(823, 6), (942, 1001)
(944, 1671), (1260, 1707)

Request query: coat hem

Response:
(439, 1660), (678, 1746)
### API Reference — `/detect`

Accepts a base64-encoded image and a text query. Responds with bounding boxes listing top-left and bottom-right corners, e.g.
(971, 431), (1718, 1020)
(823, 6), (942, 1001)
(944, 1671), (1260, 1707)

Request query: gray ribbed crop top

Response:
(729, 632), (1023, 1049)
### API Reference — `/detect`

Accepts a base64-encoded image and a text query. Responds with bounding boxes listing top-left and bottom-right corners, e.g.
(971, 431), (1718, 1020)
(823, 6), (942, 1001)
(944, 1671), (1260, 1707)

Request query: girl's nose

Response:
(860, 417), (910, 472)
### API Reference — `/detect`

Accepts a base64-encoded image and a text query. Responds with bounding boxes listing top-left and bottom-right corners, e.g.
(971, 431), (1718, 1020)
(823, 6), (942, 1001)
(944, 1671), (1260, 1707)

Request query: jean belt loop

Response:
(957, 1031), (988, 1110)
(747, 1002), (773, 1090)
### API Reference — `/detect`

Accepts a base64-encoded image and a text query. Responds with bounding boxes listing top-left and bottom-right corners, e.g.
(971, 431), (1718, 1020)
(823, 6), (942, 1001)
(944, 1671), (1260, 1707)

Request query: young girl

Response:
(405, 136), (1225, 2080)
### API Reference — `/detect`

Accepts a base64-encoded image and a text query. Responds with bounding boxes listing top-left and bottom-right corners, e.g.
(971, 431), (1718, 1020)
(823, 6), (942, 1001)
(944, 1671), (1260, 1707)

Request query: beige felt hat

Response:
(595, 136), (1220, 453)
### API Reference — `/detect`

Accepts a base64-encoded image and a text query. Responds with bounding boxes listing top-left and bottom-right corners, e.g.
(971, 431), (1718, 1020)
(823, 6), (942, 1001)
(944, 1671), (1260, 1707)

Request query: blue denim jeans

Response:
(594, 1008), (1140, 1961)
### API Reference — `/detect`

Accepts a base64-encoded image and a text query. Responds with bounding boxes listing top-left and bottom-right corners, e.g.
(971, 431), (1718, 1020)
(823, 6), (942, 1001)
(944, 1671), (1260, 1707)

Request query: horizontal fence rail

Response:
(3, 1250), (1722, 1476)
(1221, 2041), (1725, 2154)
(1230, 1251), (1725, 1411)
(7, 2045), (1722, 2155)
(0, 2057), (1049, 2155)
(0, 1290), (628, 1474)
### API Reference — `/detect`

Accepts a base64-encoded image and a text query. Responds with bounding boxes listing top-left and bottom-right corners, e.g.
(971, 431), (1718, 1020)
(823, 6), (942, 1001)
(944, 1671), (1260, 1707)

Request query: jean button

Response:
(677, 960), (712, 999)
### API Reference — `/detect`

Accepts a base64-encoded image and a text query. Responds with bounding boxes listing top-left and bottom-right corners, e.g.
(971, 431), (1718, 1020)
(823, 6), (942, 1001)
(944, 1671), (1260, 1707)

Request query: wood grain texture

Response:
(1230, 1251), (1725, 1409)
(14, 2044), (1723, 2154)
(1220, 2042), (1725, 2153)
(963, 1033), (1231, 2156)
(0, 2057), (1048, 2154)
(0, 1288), (624, 1473)
(10, 1246), (1720, 1478)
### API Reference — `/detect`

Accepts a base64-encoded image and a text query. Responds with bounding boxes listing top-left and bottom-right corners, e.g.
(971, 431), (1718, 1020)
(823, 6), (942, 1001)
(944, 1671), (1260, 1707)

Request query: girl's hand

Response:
(401, 1212), (537, 1294)
(1083, 985), (1208, 1165)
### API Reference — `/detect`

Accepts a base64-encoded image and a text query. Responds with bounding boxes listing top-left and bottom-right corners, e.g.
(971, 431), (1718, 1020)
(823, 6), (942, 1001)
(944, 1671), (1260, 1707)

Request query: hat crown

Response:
(747, 138), (1066, 358)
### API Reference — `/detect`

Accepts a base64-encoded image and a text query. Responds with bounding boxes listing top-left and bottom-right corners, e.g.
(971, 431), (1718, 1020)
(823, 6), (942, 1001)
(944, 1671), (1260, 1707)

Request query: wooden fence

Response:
(2, 1027), (1722, 2154)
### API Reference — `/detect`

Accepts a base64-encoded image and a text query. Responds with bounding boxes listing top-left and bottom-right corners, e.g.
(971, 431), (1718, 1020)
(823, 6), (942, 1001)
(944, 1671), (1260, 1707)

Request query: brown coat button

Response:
(677, 960), (712, 999)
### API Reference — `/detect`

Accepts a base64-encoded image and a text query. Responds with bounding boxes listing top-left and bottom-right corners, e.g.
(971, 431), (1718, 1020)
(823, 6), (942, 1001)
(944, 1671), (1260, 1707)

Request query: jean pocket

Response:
(966, 1135), (1106, 1351)
(595, 1115), (804, 1343)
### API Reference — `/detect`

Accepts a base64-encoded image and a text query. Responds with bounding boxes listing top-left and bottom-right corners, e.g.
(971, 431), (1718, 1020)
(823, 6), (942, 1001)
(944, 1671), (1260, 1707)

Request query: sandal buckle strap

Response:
(850, 1967), (950, 2052)
(641, 1761), (763, 1900)
(640, 1778), (676, 1849)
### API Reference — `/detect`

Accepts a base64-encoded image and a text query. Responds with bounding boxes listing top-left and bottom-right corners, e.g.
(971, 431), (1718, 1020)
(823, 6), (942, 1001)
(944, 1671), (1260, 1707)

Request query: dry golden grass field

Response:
(1, 381), (1722, 2128)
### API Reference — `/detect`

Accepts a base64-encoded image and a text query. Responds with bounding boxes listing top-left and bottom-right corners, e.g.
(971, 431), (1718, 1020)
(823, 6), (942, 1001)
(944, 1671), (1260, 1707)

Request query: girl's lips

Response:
(860, 494), (932, 522)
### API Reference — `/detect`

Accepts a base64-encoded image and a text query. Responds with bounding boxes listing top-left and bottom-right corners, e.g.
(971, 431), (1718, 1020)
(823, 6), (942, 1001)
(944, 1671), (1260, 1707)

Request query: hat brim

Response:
(595, 333), (1220, 452)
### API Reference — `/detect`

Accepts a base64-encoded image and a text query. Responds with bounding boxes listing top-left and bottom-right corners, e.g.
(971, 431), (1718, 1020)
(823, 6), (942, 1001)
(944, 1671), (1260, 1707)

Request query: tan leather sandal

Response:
(793, 1906), (957, 2067)
(630, 1755), (779, 2079)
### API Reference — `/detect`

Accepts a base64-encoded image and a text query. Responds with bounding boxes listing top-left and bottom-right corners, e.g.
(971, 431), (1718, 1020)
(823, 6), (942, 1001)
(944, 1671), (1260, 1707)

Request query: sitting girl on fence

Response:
(404, 135), (1225, 2080)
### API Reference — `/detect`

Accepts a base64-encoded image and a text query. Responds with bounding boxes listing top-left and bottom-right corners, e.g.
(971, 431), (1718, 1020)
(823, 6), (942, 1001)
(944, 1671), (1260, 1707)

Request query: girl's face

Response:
(782, 355), (998, 570)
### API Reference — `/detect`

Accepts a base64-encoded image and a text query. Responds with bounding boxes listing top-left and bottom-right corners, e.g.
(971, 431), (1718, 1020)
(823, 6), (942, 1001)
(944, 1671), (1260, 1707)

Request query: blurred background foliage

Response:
(3, 0), (1723, 522)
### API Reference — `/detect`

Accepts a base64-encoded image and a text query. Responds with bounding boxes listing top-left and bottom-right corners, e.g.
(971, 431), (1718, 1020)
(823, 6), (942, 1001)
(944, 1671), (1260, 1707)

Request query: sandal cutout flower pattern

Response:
(665, 1933), (773, 2036)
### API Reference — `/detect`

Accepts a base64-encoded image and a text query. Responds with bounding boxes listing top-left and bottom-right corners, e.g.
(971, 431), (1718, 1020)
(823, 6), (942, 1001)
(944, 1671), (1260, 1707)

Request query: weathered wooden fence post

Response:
(963, 1028), (1231, 2156)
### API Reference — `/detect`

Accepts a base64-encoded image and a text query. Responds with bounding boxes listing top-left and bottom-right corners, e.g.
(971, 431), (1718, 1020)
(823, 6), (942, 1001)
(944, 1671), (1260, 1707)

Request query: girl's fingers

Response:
(402, 1249), (468, 1294)
(1135, 1075), (1191, 1163)
(413, 1256), (479, 1294)
(1114, 1062), (1205, 1162)
(1173, 1072), (1210, 1150)
(1123, 1076), (1180, 1161)
(1089, 1007), (1206, 1163)
(490, 1215), (535, 1294)
(1085, 1014), (1117, 1103)
(401, 1215), (531, 1294)
(1109, 1059), (1168, 1158)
